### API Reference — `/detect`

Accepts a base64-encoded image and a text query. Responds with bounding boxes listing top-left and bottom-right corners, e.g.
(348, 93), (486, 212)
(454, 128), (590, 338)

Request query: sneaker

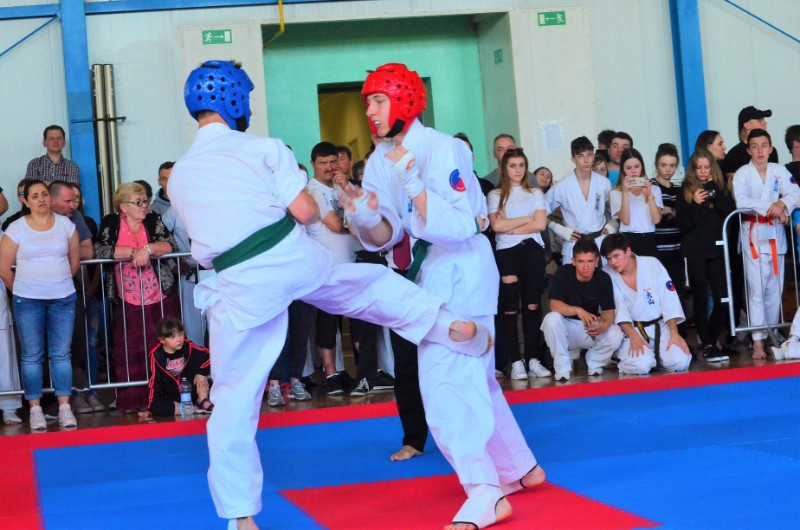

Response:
(289, 380), (311, 401)
(266, 384), (285, 407)
(58, 404), (77, 428)
(702, 345), (727, 362)
(527, 359), (552, 378)
(3, 410), (22, 424)
(73, 395), (93, 414)
(371, 371), (396, 391)
(86, 394), (105, 412)
(554, 371), (571, 382)
(587, 367), (603, 376)
(29, 406), (47, 431)
(338, 371), (357, 389)
(108, 399), (117, 410)
(768, 329), (787, 348)
(324, 374), (344, 396)
(510, 360), (528, 380)
(351, 378), (373, 397)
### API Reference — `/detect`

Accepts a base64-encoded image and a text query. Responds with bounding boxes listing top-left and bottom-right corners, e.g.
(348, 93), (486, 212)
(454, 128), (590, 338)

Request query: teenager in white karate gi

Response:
(541, 237), (624, 381)
(338, 63), (544, 530)
(600, 233), (692, 375)
(732, 129), (800, 359)
(546, 136), (616, 264)
(168, 60), (492, 530)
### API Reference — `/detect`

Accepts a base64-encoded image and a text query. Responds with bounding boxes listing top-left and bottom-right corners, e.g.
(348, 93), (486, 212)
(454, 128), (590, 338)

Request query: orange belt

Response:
(743, 214), (779, 275)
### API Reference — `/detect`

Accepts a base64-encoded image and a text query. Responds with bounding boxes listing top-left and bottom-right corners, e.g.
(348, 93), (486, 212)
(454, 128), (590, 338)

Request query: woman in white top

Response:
(0, 180), (80, 431)
(609, 147), (663, 257)
(488, 148), (552, 380)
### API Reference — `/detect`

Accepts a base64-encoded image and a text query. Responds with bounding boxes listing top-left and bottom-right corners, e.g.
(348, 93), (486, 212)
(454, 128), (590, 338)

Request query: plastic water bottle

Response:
(180, 377), (194, 417)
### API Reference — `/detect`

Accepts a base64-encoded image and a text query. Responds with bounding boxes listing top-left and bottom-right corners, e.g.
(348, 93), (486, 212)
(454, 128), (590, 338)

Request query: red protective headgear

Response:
(362, 63), (427, 137)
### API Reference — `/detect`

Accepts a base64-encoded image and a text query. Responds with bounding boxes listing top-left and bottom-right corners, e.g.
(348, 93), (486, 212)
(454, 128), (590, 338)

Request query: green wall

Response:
(262, 16), (489, 172)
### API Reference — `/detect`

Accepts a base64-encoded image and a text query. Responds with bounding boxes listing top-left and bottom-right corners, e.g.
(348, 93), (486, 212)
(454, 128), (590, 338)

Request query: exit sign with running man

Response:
(538, 11), (566, 26)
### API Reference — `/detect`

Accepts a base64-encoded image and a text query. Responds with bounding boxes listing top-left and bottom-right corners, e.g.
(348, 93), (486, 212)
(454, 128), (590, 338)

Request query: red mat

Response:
(283, 474), (659, 529)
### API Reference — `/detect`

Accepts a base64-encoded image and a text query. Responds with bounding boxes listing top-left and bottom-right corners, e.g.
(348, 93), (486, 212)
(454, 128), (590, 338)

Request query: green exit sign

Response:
(202, 29), (232, 45)
(538, 11), (566, 26)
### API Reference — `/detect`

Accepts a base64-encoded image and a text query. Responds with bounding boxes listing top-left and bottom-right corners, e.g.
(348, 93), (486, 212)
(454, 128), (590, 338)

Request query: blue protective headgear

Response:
(184, 60), (254, 132)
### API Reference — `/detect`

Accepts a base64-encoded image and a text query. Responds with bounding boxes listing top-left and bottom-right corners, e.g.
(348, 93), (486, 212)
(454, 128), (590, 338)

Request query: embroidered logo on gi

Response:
(595, 194), (601, 211)
(773, 178), (779, 192)
(666, 280), (675, 292)
(644, 288), (655, 305)
(406, 158), (416, 171)
(449, 169), (466, 192)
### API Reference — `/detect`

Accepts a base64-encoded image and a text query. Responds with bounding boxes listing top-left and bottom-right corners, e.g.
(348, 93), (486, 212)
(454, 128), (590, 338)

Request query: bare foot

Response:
(236, 516), (259, 530)
(752, 340), (767, 359)
(390, 445), (422, 461)
(449, 321), (493, 354)
(444, 497), (512, 530)
(520, 465), (546, 489)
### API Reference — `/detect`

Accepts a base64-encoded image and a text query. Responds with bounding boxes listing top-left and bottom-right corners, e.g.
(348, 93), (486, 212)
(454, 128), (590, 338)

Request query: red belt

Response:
(743, 214), (779, 275)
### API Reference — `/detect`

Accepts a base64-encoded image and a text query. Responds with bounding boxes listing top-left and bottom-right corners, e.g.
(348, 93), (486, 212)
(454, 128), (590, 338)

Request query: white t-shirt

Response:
(4, 214), (76, 299)
(487, 186), (548, 250)
(609, 187), (663, 233)
(305, 178), (355, 265)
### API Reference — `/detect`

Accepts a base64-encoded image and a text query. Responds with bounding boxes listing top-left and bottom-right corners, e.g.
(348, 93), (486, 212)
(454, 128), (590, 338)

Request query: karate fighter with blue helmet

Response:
(169, 60), (495, 530)
(337, 63), (546, 530)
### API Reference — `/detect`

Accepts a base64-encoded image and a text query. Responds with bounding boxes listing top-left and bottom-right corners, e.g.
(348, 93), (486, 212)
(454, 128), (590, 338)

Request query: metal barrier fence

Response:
(0, 252), (203, 398)
(721, 208), (798, 341)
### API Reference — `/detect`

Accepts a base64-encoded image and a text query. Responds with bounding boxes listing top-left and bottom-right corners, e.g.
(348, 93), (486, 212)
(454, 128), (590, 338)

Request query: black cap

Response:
(738, 106), (772, 128)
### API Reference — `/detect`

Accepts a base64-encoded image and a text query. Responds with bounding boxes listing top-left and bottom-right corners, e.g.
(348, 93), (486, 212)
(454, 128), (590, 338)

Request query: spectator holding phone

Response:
(609, 148), (663, 257)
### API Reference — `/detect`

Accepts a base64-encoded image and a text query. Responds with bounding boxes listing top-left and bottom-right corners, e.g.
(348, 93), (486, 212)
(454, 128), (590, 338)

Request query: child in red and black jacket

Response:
(142, 316), (213, 418)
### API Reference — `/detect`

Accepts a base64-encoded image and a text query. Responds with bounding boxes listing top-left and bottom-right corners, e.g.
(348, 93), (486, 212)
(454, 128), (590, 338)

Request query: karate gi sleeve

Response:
(411, 138), (483, 247)
(655, 260), (685, 324)
(264, 140), (309, 209)
(360, 155), (406, 251)
(733, 166), (771, 215)
(612, 284), (632, 325)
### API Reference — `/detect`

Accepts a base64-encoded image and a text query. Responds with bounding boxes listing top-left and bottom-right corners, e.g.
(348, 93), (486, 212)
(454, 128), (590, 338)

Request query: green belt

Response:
(405, 240), (431, 282)
(212, 216), (295, 273)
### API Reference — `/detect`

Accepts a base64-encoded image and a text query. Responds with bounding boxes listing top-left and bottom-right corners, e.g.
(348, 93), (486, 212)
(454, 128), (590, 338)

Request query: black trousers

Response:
(350, 251), (388, 381)
(625, 232), (660, 258)
(686, 257), (729, 347)
(269, 301), (314, 381)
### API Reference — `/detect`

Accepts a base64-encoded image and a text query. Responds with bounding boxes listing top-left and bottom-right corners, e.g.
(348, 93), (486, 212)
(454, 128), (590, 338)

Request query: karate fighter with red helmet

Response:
(338, 63), (546, 530)
(169, 60), (495, 530)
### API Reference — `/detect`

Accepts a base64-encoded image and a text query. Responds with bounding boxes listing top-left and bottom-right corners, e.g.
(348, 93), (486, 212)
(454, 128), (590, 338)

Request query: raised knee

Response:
(501, 275), (518, 284)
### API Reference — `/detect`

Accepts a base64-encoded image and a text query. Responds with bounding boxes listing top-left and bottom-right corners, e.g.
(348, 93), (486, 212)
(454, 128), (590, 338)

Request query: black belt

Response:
(633, 316), (662, 363)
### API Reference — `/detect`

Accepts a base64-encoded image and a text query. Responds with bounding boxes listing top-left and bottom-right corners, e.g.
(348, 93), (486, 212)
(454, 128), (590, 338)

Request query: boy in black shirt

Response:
(142, 316), (213, 418)
(541, 238), (623, 381)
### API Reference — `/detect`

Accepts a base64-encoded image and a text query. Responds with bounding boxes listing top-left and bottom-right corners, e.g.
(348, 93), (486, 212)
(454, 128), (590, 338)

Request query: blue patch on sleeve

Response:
(449, 169), (466, 192)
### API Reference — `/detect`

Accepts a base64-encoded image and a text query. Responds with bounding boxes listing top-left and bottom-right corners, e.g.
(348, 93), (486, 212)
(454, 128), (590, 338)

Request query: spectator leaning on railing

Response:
(94, 182), (178, 414)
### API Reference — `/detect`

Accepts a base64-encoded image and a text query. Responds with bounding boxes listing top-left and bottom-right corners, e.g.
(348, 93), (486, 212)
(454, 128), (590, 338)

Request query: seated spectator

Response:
(25, 125), (80, 184)
(732, 129), (800, 359)
(2, 178), (33, 232)
(676, 149), (737, 362)
(0, 180), (80, 431)
(142, 316), (212, 418)
(609, 148), (663, 257)
(94, 182), (178, 413)
(487, 148), (551, 380)
(601, 233), (691, 375)
(541, 238), (623, 381)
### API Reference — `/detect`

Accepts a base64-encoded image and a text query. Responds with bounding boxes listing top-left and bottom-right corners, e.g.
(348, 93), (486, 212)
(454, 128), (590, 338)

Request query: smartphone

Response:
(632, 177), (647, 187)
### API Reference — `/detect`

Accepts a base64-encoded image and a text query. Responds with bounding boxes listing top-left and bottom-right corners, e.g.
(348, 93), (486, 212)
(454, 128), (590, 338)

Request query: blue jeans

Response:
(14, 292), (77, 400)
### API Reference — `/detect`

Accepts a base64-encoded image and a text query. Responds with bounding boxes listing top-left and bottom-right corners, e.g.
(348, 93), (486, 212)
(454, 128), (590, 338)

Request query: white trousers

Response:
(540, 312), (623, 374)
(206, 262), (441, 520)
(617, 322), (691, 374)
(742, 248), (784, 341)
(419, 314), (537, 488)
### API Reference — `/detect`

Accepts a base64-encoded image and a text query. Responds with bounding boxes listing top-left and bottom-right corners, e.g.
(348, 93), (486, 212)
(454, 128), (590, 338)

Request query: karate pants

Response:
(784, 311), (800, 359)
(205, 263), (441, 520)
(742, 246), (784, 341)
(617, 322), (691, 374)
(419, 314), (537, 488)
(540, 312), (623, 374)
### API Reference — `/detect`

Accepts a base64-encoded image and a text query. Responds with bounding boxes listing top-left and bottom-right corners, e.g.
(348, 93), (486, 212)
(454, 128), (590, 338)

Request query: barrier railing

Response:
(0, 252), (203, 398)
(720, 208), (798, 341)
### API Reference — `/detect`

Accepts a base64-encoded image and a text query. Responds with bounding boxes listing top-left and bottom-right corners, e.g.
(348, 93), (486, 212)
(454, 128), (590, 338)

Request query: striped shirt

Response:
(651, 179), (681, 255)
(25, 155), (80, 184)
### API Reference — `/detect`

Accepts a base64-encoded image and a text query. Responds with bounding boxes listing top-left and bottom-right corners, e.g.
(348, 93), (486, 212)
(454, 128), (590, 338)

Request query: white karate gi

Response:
(604, 256), (691, 374)
(169, 123), (450, 521)
(360, 119), (536, 488)
(546, 171), (611, 263)
(733, 162), (800, 341)
(0, 282), (21, 412)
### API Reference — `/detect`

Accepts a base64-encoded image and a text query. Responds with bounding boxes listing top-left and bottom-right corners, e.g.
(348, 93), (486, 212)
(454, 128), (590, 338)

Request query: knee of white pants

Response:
(617, 344), (655, 374)
(541, 311), (566, 333)
(661, 346), (691, 372)
(787, 343), (800, 359)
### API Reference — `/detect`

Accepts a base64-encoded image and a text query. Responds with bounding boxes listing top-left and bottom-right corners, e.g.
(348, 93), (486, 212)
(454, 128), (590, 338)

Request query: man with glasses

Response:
(25, 125), (80, 184)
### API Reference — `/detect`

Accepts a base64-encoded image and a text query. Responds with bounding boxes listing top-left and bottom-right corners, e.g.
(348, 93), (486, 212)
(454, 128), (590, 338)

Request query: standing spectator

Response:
(0, 180), (80, 430)
(265, 301), (314, 406)
(596, 129), (615, 164)
(676, 150), (737, 362)
(592, 155), (609, 178)
(2, 178), (33, 231)
(785, 126), (800, 260)
(483, 133), (537, 188)
(610, 148), (663, 257)
(94, 182), (178, 413)
(150, 161), (174, 216)
(488, 148), (551, 380)
(606, 132), (633, 186)
(25, 125), (80, 184)
(732, 129), (800, 359)
(722, 106), (778, 179)
(0, 260), (22, 424)
(694, 130), (727, 166)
